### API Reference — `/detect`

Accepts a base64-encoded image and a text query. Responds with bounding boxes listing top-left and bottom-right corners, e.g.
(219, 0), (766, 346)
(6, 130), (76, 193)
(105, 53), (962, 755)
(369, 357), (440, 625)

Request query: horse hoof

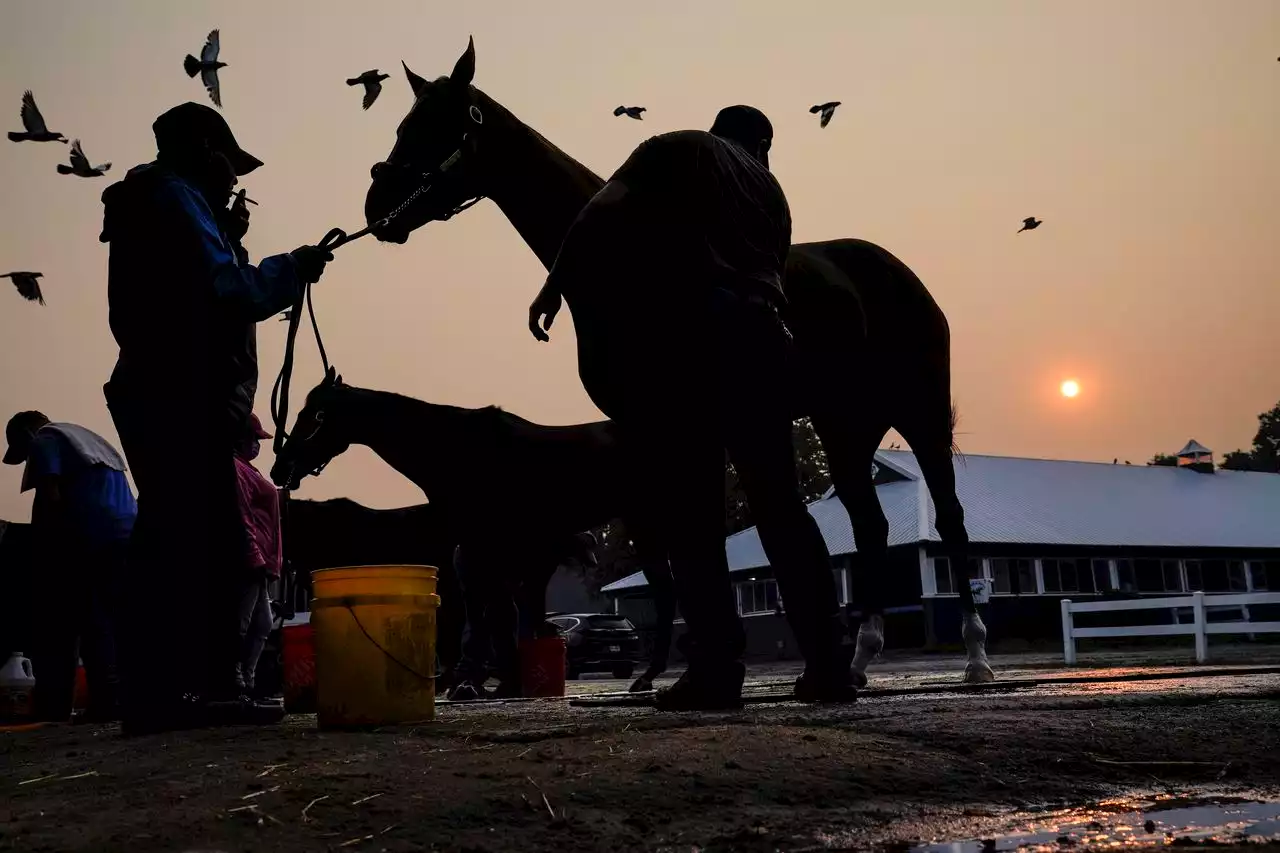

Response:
(962, 662), (996, 684)
(629, 677), (654, 694)
(851, 669), (869, 689)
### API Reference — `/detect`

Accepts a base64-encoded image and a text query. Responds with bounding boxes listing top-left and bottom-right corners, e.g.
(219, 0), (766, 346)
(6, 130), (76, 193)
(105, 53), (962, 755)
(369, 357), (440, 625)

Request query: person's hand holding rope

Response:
(290, 245), (333, 284)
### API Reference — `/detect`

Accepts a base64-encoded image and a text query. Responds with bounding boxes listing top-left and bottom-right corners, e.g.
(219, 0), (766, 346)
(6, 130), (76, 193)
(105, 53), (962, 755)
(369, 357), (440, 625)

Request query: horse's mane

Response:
(473, 85), (606, 207)
(472, 86), (605, 194)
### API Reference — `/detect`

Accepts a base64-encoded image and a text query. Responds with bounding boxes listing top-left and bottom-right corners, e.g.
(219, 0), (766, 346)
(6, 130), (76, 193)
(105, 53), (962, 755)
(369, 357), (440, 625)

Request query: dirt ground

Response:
(3, 650), (1280, 852)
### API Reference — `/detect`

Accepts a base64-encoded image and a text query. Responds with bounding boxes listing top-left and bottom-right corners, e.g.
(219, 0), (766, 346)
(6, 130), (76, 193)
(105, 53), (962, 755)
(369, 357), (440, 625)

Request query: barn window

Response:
(991, 558), (1035, 595)
(1041, 558), (1095, 594)
(1248, 560), (1277, 591)
(737, 579), (780, 616)
(933, 557), (983, 596)
(1183, 560), (1246, 592)
(1134, 558), (1184, 593)
(1115, 559), (1138, 592)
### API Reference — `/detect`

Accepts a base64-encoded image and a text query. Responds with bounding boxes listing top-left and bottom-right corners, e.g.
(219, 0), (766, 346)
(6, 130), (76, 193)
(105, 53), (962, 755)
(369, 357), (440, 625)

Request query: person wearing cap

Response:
(3, 411), (136, 721)
(98, 102), (331, 731)
(231, 413), (282, 703)
(526, 106), (855, 710)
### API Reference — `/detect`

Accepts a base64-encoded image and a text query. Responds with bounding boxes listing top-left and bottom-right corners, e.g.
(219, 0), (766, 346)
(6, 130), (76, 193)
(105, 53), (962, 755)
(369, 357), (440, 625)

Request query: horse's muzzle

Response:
(269, 458), (300, 490)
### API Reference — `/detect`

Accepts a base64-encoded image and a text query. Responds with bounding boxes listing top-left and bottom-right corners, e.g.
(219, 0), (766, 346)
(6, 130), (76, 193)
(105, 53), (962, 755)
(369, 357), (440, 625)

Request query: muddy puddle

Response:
(912, 794), (1280, 851)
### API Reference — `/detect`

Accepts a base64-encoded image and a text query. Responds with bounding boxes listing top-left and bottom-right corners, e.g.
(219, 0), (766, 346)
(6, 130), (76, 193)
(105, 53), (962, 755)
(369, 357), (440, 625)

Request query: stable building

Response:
(602, 443), (1280, 658)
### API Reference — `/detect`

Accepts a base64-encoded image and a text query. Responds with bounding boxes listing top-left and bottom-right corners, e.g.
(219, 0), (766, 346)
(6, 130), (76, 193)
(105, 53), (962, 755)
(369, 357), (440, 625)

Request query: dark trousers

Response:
(622, 288), (843, 669)
(454, 545), (520, 686)
(29, 540), (124, 721)
(106, 382), (247, 705)
(234, 569), (273, 691)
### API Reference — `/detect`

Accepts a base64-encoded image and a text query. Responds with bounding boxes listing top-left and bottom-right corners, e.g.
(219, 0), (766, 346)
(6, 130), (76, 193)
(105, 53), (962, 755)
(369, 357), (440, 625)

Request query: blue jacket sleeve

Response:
(160, 179), (301, 322)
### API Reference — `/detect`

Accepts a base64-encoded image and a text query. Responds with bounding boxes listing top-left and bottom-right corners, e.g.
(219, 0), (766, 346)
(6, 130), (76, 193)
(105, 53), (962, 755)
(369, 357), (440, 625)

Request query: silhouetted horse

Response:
(270, 370), (675, 692)
(361, 38), (992, 683)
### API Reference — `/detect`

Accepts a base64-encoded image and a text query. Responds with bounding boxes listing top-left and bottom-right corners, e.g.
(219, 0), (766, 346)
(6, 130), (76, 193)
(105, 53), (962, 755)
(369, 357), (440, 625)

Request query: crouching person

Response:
(3, 411), (135, 722)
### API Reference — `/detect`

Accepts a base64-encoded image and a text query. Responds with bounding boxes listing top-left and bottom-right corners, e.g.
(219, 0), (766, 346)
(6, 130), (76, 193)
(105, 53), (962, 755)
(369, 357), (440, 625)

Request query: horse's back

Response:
(789, 238), (948, 355)
(785, 238), (951, 421)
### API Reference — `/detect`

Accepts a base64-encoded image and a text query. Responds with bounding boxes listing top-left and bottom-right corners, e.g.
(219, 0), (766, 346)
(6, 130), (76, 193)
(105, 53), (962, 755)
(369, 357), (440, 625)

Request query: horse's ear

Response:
(335, 373), (344, 386)
(450, 36), (475, 88)
(325, 365), (337, 385)
(402, 60), (428, 97)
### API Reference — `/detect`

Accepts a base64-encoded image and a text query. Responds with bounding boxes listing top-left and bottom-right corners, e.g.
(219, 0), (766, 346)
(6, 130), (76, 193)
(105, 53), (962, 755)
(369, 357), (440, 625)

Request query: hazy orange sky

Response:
(2, 1), (1278, 521)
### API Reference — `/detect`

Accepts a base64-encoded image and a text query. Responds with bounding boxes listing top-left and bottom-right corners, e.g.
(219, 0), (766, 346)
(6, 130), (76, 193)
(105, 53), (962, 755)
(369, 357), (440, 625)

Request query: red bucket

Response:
(518, 637), (566, 698)
(72, 665), (89, 711)
(282, 621), (317, 713)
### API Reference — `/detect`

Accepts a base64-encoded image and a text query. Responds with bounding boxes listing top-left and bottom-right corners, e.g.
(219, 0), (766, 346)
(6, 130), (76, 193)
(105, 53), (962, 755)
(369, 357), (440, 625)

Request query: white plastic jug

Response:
(0, 652), (36, 721)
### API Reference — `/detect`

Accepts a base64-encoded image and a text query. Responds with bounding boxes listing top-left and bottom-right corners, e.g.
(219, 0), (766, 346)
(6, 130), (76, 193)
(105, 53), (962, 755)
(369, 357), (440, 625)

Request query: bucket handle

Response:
(345, 605), (437, 684)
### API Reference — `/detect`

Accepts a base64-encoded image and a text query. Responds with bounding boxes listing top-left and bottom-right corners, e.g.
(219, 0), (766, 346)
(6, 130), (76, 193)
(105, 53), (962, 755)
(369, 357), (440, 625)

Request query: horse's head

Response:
(270, 367), (354, 490)
(366, 37), (488, 243)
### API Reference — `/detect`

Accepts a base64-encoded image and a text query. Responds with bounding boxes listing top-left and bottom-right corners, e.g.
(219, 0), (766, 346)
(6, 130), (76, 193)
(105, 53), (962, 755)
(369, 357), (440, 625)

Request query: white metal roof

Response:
(602, 450), (1280, 593)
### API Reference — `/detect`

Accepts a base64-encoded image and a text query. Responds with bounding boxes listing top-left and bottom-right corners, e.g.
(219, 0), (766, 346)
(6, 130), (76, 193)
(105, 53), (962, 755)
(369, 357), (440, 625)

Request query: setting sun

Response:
(1060, 379), (1081, 398)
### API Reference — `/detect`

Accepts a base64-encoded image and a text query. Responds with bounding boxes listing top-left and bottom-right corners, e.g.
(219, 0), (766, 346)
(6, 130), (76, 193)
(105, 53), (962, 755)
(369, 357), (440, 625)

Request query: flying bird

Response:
(809, 101), (841, 128)
(56, 139), (111, 177)
(184, 29), (227, 108)
(1017, 217), (1042, 233)
(346, 69), (390, 110)
(613, 106), (646, 120)
(8, 91), (67, 143)
(3, 272), (45, 305)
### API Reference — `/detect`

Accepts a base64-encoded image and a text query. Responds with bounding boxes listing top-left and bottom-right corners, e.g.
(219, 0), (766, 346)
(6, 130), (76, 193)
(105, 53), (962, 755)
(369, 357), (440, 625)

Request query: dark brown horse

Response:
(270, 369), (675, 691)
(361, 39), (992, 684)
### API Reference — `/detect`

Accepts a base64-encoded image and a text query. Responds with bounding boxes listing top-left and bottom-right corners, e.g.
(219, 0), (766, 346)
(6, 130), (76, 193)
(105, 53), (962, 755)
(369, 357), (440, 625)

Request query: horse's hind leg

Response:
(628, 526), (674, 693)
(812, 410), (890, 688)
(898, 407), (994, 684)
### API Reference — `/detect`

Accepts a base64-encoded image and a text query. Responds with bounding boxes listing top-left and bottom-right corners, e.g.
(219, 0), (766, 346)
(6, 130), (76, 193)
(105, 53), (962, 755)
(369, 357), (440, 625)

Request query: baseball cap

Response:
(3, 411), (49, 465)
(153, 102), (264, 176)
(710, 105), (774, 143)
(248, 413), (272, 440)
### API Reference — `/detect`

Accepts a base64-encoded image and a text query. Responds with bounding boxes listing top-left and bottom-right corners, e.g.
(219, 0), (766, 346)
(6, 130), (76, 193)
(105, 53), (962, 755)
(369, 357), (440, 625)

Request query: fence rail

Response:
(1060, 591), (1280, 664)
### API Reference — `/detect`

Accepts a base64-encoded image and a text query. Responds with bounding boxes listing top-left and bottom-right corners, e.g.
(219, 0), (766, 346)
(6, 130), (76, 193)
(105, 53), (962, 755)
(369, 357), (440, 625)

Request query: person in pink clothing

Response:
(232, 413), (281, 702)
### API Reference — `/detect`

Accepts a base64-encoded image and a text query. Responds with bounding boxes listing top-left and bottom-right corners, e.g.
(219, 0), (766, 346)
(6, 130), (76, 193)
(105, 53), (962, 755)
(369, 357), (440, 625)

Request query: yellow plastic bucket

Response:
(311, 565), (439, 729)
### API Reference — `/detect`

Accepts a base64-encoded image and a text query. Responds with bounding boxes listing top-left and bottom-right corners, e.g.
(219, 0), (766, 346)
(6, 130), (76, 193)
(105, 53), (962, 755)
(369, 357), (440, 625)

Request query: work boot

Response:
(491, 677), (521, 699)
(654, 661), (745, 712)
(445, 680), (488, 702)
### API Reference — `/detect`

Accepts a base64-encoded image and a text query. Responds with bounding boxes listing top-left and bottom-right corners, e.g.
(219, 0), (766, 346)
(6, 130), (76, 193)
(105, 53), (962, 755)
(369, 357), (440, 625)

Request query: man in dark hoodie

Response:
(99, 102), (332, 733)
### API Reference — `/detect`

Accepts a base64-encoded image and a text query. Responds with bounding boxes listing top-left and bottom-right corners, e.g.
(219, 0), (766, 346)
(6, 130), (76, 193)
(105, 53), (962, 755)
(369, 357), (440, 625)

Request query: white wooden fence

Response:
(1060, 591), (1280, 664)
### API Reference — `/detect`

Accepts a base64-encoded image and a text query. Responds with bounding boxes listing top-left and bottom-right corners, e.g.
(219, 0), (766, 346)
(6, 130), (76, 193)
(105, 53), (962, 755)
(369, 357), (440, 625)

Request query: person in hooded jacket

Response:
(99, 102), (332, 733)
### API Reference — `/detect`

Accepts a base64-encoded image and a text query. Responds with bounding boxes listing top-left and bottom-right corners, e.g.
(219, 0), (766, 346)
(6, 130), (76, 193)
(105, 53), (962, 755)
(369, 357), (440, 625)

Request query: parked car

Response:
(546, 613), (644, 679)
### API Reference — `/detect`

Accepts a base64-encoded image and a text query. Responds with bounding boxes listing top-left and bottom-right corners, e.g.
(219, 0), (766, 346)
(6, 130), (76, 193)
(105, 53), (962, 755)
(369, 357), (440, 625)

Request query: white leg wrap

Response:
(961, 611), (995, 683)
(850, 614), (885, 688)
